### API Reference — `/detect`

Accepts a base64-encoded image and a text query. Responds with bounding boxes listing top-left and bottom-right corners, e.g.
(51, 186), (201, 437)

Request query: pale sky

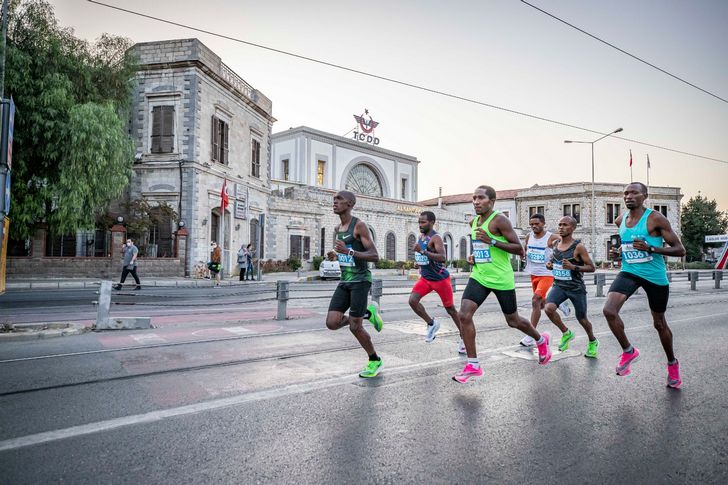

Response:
(51, 0), (728, 209)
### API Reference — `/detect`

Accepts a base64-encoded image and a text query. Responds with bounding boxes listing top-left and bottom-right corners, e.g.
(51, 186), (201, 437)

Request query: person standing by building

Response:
(409, 210), (463, 349)
(520, 213), (567, 347)
(245, 243), (255, 281)
(326, 191), (384, 378)
(113, 238), (141, 290)
(603, 182), (686, 388)
(453, 186), (552, 384)
(543, 216), (599, 357)
(210, 241), (222, 287)
(237, 243), (249, 281)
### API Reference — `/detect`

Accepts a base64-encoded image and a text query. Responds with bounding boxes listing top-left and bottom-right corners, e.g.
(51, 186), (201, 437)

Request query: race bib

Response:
(338, 245), (354, 267)
(472, 240), (492, 264)
(552, 262), (571, 281)
(414, 252), (430, 266)
(527, 247), (546, 263)
(622, 243), (652, 264)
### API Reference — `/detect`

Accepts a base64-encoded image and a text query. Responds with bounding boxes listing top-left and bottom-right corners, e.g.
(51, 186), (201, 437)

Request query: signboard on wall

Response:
(352, 109), (380, 145)
(234, 200), (246, 219)
(235, 183), (245, 199)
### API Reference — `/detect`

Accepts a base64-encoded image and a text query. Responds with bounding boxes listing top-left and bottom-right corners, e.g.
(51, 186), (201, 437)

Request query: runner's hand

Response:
(467, 254), (475, 265)
(632, 240), (650, 251)
(561, 259), (576, 270)
(545, 261), (553, 270)
(334, 240), (348, 254)
(475, 228), (489, 243)
(413, 243), (423, 253)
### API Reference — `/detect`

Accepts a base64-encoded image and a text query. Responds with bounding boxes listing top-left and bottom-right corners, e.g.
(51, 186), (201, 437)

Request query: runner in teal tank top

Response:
(453, 185), (554, 384)
(326, 191), (385, 378)
(603, 182), (686, 389)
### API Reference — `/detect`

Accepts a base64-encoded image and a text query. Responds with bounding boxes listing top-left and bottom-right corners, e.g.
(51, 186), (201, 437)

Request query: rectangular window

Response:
(653, 204), (668, 217)
(606, 203), (621, 224)
(563, 204), (581, 224)
(251, 139), (261, 177)
(289, 235), (311, 260)
(401, 178), (408, 199)
(282, 159), (289, 181)
(320, 228), (326, 257)
(151, 106), (174, 154)
(211, 117), (229, 164)
(317, 160), (325, 186)
(529, 206), (545, 218)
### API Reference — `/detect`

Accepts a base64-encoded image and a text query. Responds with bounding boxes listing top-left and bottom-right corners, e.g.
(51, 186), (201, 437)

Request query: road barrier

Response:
(276, 281), (289, 321)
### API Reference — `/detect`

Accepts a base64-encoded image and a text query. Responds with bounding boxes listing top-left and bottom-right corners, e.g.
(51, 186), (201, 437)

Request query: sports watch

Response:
(348, 249), (355, 257)
(490, 239), (498, 246)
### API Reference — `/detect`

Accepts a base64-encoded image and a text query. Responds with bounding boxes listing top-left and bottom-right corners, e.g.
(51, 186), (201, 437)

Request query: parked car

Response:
(319, 259), (341, 280)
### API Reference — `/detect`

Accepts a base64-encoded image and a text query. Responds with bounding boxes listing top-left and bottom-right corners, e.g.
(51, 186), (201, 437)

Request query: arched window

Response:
(443, 233), (453, 262)
(368, 226), (376, 244)
(407, 233), (417, 261)
(386, 232), (396, 261)
(149, 206), (174, 257)
(345, 164), (383, 197)
(459, 237), (468, 260)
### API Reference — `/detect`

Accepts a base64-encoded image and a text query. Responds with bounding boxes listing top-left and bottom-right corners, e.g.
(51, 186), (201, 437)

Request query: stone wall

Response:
(7, 257), (183, 278)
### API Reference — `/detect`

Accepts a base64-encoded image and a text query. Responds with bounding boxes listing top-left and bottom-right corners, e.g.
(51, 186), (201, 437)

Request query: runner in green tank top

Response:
(453, 185), (554, 384)
(326, 191), (385, 378)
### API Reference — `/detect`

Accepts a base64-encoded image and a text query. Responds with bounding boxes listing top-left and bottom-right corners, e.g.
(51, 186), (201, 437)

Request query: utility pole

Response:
(0, 0), (10, 294)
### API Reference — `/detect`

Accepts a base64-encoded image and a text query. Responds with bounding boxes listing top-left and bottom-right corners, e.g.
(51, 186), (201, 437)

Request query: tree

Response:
(5, 0), (137, 239)
(680, 194), (728, 262)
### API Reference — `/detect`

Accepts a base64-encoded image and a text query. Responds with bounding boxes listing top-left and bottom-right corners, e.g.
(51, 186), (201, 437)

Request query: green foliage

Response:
(312, 256), (324, 270)
(286, 257), (302, 271)
(680, 195), (728, 262)
(374, 259), (396, 269)
(6, 0), (137, 239)
(395, 260), (417, 270)
(684, 262), (714, 270)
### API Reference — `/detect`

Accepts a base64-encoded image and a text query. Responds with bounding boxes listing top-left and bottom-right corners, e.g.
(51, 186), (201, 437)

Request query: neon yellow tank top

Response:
(470, 211), (515, 291)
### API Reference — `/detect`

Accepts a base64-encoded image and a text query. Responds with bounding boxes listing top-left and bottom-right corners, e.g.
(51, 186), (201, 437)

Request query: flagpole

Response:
(646, 154), (650, 192)
(629, 150), (633, 182)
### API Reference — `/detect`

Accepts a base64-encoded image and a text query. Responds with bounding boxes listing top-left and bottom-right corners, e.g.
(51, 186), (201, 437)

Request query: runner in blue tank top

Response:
(603, 182), (686, 388)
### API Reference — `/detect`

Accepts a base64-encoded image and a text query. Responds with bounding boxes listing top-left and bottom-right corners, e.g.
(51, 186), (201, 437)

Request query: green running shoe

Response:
(558, 329), (575, 351)
(367, 303), (383, 332)
(359, 359), (383, 378)
(585, 339), (599, 359)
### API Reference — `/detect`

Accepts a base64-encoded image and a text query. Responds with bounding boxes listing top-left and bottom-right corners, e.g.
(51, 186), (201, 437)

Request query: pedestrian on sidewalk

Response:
(246, 243), (255, 281)
(114, 238), (141, 290)
(237, 243), (249, 281)
(209, 241), (222, 287)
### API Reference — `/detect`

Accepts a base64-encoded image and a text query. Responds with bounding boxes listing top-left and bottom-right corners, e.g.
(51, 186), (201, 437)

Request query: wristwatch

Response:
(648, 246), (655, 253)
(490, 238), (497, 246)
(348, 249), (355, 257)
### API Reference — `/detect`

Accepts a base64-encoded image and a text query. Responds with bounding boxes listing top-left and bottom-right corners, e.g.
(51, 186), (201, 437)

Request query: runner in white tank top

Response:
(520, 213), (570, 347)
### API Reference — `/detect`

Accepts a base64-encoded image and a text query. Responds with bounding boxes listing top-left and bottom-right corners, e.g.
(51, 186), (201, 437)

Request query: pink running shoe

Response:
(667, 361), (682, 389)
(537, 332), (552, 365)
(452, 363), (483, 384)
(615, 347), (640, 376)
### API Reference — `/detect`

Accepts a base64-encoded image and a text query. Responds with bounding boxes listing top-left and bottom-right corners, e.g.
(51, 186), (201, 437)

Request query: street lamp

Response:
(564, 127), (623, 256)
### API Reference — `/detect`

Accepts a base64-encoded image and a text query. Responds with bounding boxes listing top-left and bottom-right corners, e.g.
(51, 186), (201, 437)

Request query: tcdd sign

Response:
(352, 109), (380, 145)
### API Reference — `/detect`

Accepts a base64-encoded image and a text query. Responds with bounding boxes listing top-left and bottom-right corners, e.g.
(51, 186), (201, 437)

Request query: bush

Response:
(375, 259), (396, 269)
(262, 259), (292, 273)
(312, 255), (324, 270)
(395, 260), (417, 270)
(684, 262), (714, 270)
(287, 256), (302, 271)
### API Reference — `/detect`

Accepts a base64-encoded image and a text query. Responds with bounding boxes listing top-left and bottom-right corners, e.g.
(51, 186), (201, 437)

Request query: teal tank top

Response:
(619, 208), (668, 286)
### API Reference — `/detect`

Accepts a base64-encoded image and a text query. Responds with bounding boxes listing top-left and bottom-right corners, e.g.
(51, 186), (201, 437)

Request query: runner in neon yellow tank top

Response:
(603, 182), (686, 388)
(453, 185), (554, 384)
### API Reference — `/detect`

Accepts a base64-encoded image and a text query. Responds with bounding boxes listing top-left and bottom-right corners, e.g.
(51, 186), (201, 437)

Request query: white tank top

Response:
(525, 231), (553, 277)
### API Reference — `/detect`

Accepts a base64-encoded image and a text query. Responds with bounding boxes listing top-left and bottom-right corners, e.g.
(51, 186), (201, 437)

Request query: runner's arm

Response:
(426, 235), (447, 263)
(353, 221), (380, 262)
(521, 234), (530, 260)
(492, 216), (525, 256)
(569, 243), (595, 273)
(650, 212), (686, 257)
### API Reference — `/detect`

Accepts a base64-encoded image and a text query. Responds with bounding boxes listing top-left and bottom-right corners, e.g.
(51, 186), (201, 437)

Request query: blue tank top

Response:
(414, 231), (449, 281)
(619, 208), (668, 286)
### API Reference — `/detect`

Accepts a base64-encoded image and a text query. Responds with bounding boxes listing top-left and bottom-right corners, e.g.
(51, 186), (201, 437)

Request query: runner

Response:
(603, 182), (686, 388)
(409, 211), (463, 350)
(326, 191), (385, 378)
(544, 216), (599, 357)
(453, 186), (552, 384)
(520, 213), (565, 347)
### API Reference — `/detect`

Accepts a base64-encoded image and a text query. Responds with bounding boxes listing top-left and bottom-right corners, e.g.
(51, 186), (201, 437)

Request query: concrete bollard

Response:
(276, 280), (289, 321)
(594, 273), (606, 297)
(371, 279), (383, 308)
(714, 270), (723, 289)
(451, 277), (457, 294)
(689, 271), (698, 291)
(95, 281), (112, 329)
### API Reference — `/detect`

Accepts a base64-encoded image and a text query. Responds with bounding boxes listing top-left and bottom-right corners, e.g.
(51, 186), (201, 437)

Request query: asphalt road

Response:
(0, 283), (727, 484)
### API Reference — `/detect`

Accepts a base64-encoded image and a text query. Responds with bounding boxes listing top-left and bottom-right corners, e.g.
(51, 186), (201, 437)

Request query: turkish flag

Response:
(221, 179), (229, 210)
(629, 150), (633, 167)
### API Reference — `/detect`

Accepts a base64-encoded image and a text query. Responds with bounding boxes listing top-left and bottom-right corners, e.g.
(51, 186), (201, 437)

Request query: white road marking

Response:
(0, 310), (725, 453)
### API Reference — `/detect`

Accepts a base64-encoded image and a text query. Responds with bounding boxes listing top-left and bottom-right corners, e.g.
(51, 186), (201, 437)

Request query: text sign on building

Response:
(235, 183), (245, 199)
(705, 234), (728, 243)
(234, 200), (246, 220)
(352, 109), (380, 145)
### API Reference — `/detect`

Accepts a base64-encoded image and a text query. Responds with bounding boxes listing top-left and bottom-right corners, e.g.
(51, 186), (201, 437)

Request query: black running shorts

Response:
(328, 281), (372, 318)
(546, 285), (588, 320)
(608, 271), (670, 313)
(461, 278), (518, 315)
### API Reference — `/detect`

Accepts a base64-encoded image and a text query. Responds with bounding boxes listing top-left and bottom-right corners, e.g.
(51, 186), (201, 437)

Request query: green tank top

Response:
(470, 211), (515, 290)
(336, 216), (371, 283)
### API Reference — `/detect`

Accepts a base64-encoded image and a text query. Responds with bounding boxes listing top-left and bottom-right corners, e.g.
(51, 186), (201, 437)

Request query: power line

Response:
(87, 0), (728, 165)
(519, 0), (728, 105)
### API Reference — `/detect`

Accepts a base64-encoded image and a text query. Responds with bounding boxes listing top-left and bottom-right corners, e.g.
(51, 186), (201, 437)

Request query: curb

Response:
(0, 323), (90, 343)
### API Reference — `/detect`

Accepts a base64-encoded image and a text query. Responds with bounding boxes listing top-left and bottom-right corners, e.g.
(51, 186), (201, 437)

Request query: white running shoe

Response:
(457, 339), (467, 354)
(558, 301), (571, 317)
(520, 335), (536, 347)
(425, 319), (440, 342)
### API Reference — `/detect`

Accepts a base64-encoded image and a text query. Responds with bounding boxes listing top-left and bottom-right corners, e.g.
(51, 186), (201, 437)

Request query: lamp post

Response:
(564, 127), (623, 257)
